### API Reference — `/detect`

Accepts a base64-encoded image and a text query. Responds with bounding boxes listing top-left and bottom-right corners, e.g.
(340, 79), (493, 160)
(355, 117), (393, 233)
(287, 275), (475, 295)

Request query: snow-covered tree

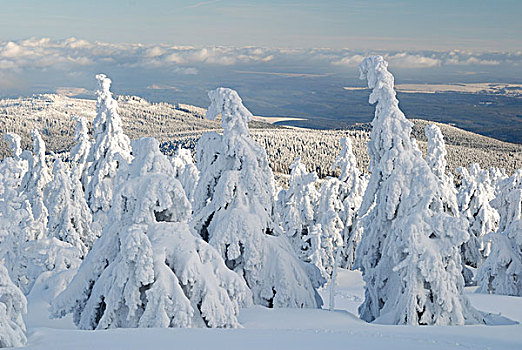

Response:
(170, 145), (199, 203)
(457, 164), (499, 269)
(0, 264), (27, 348)
(477, 169), (522, 296)
(44, 157), (95, 257)
(333, 137), (367, 269)
(84, 74), (132, 233)
(278, 157), (319, 260)
(0, 132), (81, 295)
(314, 178), (344, 278)
(52, 137), (251, 329)
(354, 56), (482, 325)
(0, 133), (27, 206)
(69, 115), (92, 185)
(192, 88), (323, 308)
(19, 129), (51, 240)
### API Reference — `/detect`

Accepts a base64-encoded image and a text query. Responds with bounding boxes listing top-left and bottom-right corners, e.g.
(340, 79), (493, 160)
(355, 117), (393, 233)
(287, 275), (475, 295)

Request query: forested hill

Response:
(1, 94), (520, 178)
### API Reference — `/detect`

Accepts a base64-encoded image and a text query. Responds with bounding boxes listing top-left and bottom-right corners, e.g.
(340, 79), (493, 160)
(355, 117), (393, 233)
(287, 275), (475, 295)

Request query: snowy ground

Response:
(23, 270), (522, 350)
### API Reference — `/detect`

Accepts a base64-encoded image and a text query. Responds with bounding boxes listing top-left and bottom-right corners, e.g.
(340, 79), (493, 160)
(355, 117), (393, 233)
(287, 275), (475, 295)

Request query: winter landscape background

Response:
(1, 1), (522, 349)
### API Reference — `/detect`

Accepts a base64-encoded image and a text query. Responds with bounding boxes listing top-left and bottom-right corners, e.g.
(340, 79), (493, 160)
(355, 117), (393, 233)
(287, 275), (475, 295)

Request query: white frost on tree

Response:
(52, 137), (251, 329)
(84, 74), (132, 234)
(170, 145), (199, 203)
(354, 56), (483, 325)
(192, 88), (323, 308)
(457, 164), (499, 269)
(0, 264), (27, 348)
(44, 157), (95, 257)
(477, 169), (522, 296)
(278, 157), (319, 261)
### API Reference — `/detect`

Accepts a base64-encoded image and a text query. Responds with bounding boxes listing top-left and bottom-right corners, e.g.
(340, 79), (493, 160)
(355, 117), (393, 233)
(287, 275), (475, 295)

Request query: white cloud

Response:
(384, 53), (441, 68)
(331, 54), (365, 67)
(0, 37), (519, 79)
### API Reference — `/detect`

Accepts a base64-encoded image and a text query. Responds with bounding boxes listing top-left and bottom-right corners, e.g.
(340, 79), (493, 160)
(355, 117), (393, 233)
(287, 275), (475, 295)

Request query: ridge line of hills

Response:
(1, 93), (520, 178)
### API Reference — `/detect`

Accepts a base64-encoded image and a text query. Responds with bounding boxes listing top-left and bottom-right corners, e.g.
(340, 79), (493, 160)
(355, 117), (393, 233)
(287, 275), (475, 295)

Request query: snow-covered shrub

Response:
(44, 157), (95, 257)
(192, 88), (323, 308)
(0, 264), (27, 348)
(52, 137), (251, 329)
(355, 56), (482, 325)
(278, 157), (319, 260)
(457, 164), (499, 269)
(170, 145), (199, 203)
(477, 169), (522, 296)
(84, 74), (132, 233)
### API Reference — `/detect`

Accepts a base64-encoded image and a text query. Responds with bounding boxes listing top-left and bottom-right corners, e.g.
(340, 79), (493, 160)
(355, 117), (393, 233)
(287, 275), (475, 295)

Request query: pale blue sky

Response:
(1, 0), (520, 50)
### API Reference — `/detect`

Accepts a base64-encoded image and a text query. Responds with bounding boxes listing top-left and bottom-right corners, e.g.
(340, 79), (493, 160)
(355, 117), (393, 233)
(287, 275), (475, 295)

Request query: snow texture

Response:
(170, 145), (199, 203)
(193, 88), (322, 308)
(355, 56), (483, 325)
(0, 264), (27, 348)
(52, 137), (251, 329)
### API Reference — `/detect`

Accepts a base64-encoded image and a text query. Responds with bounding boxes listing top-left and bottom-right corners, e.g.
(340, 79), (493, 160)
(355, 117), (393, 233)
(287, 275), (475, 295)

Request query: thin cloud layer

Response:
(1, 37), (520, 73)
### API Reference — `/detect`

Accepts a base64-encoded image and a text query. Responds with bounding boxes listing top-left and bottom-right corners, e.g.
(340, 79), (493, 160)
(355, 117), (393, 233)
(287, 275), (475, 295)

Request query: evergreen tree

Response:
(69, 115), (92, 186)
(477, 169), (522, 296)
(457, 163), (499, 269)
(334, 137), (367, 269)
(355, 56), (482, 325)
(170, 145), (199, 203)
(19, 129), (51, 240)
(192, 88), (323, 308)
(52, 137), (251, 329)
(84, 74), (132, 234)
(44, 157), (95, 257)
(278, 157), (320, 261)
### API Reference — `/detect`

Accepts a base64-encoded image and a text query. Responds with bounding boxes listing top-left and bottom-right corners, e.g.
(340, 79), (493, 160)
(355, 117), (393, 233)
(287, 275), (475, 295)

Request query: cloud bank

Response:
(1, 37), (520, 73)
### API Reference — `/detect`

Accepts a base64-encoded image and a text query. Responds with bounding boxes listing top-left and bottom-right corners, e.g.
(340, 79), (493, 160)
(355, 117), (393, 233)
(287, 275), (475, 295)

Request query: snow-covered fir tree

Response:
(84, 74), (132, 234)
(0, 132), (80, 295)
(278, 157), (320, 261)
(192, 87), (323, 308)
(44, 157), (95, 257)
(314, 178), (344, 279)
(477, 169), (522, 296)
(52, 137), (251, 329)
(457, 163), (500, 269)
(69, 115), (92, 185)
(333, 137), (367, 269)
(0, 264), (27, 348)
(19, 129), (51, 240)
(0, 133), (27, 204)
(354, 56), (483, 325)
(170, 145), (199, 203)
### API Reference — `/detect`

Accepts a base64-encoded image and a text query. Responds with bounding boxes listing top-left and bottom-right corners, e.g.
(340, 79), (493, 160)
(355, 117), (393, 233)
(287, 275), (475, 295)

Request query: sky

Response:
(1, 0), (521, 51)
